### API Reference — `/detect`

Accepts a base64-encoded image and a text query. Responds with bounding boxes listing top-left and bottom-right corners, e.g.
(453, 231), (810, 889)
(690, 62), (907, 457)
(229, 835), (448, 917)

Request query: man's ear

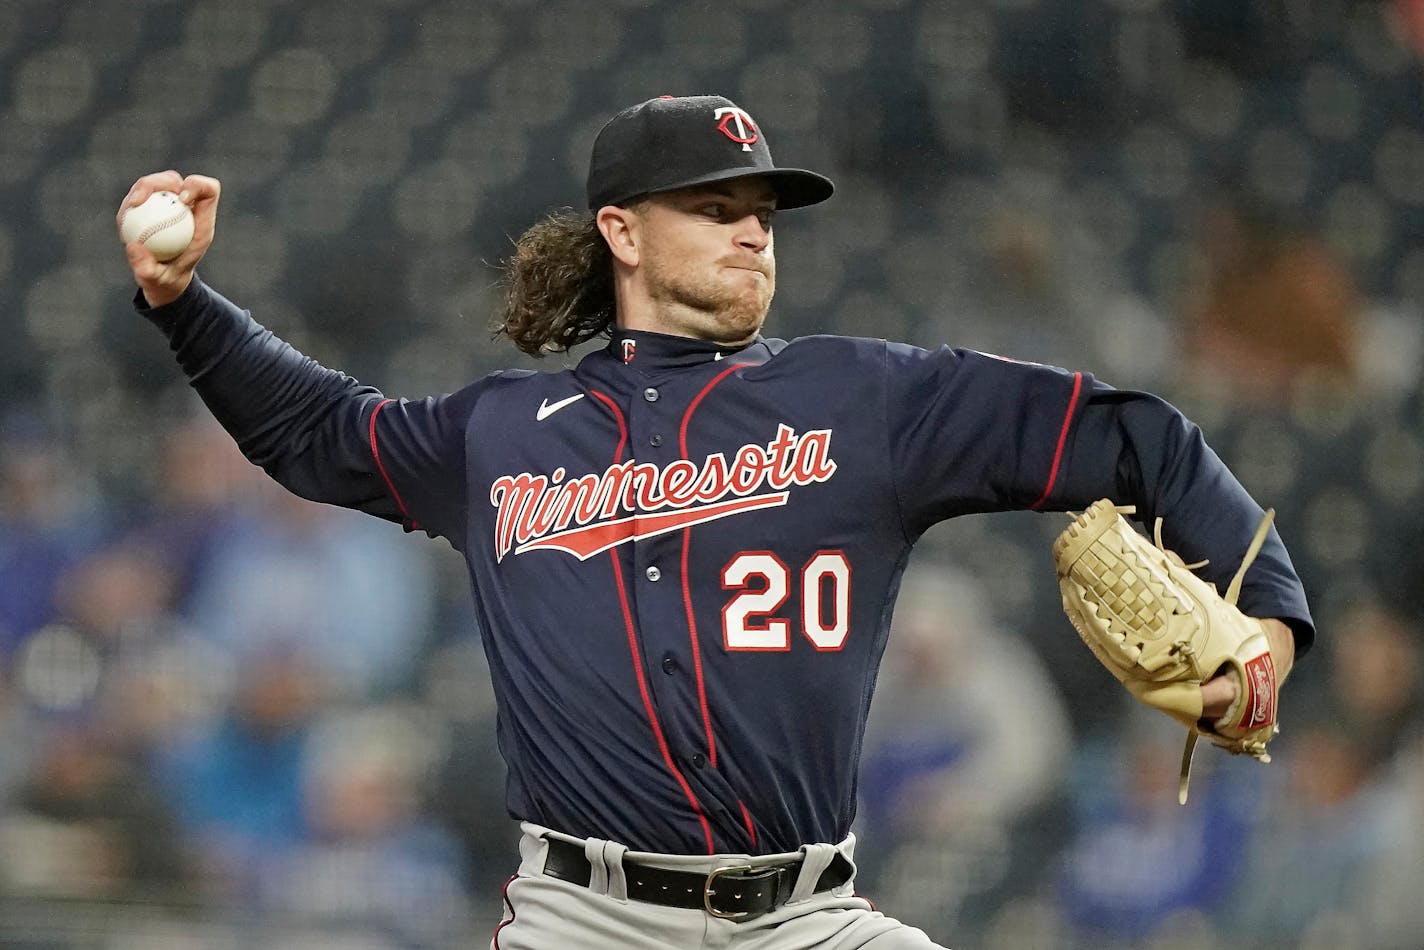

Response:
(596, 205), (640, 267)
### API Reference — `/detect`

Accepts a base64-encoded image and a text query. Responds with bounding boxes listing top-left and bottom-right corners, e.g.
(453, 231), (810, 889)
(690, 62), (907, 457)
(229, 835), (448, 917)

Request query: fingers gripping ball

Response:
(119, 191), (195, 261)
(1052, 499), (1283, 804)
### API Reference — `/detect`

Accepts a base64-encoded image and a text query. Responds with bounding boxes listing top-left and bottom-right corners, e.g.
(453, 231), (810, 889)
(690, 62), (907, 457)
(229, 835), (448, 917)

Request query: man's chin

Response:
(662, 288), (770, 342)
(714, 303), (770, 343)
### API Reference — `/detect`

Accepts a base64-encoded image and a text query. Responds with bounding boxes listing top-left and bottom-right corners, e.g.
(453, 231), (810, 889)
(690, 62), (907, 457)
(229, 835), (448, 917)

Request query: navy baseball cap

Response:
(586, 95), (835, 211)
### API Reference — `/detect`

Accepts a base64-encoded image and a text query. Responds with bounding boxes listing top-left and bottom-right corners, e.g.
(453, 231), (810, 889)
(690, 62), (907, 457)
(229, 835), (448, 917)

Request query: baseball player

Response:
(119, 95), (1313, 949)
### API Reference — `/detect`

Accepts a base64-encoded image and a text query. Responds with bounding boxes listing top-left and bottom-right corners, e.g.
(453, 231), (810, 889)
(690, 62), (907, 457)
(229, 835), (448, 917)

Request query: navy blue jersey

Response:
(140, 278), (1313, 856)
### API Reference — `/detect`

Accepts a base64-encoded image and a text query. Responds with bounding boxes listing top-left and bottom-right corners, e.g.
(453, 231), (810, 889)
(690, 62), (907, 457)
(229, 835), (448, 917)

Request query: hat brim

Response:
(605, 166), (835, 211)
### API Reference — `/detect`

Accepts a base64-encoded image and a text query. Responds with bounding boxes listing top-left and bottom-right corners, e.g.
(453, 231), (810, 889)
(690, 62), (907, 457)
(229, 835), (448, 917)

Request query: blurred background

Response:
(2, 0), (1423, 947)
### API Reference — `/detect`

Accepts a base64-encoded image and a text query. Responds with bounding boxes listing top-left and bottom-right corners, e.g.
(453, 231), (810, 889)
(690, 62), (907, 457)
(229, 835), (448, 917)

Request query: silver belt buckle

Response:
(703, 864), (755, 919)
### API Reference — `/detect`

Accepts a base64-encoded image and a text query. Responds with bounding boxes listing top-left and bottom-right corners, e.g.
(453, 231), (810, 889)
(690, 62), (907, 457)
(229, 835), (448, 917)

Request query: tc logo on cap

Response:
(714, 107), (758, 152)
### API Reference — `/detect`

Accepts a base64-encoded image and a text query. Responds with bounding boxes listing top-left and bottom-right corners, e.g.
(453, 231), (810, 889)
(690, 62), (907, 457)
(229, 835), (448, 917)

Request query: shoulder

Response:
(480, 367), (554, 388)
(758, 333), (895, 369)
(888, 343), (1085, 382)
(397, 367), (576, 425)
(770, 335), (1029, 370)
(778, 333), (890, 353)
(752, 335), (1041, 383)
(453, 366), (574, 398)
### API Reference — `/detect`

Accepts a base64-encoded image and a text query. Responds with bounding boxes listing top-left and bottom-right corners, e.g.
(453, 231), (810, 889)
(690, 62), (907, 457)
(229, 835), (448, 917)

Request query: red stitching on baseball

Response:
(135, 209), (191, 244)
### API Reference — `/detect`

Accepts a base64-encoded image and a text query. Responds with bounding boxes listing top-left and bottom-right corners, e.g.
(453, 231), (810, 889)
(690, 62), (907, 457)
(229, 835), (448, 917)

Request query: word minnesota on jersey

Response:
(490, 423), (837, 562)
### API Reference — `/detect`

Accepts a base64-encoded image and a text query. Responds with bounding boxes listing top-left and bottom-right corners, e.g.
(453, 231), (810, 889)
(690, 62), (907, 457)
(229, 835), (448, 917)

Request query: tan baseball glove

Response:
(1053, 499), (1283, 804)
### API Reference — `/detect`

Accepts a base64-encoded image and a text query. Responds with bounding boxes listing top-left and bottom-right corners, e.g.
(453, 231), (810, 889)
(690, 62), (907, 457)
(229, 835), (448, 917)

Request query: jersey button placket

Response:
(627, 379), (699, 768)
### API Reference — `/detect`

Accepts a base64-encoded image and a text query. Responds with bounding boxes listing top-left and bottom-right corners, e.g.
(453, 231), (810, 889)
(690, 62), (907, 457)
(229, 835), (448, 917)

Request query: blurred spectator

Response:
(157, 642), (327, 902)
(1393, 0), (1424, 55)
(8, 535), (202, 726)
(1176, 192), (1365, 412)
(0, 724), (190, 901)
(936, 204), (1098, 371)
(857, 562), (1071, 940)
(920, 184), (1172, 392)
(134, 399), (272, 613)
(1227, 717), (1395, 946)
(1325, 599), (1421, 771)
(56, 538), (179, 648)
(259, 706), (471, 948)
(1054, 713), (1257, 948)
(1215, 599), (1421, 945)
(184, 478), (437, 698)
(420, 638), (521, 905)
(0, 535), (211, 905)
(0, 407), (108, 661)
(1350, 725), (1424, 948)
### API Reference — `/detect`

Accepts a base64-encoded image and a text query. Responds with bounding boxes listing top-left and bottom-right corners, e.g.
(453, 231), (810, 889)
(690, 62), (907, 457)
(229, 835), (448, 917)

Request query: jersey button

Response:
(649, 434), (663, 447)
(691, 753), (707, 769)
(661, 656), (677, 675)
(643, 387), (659, 402)
(645, 565), (661, 582)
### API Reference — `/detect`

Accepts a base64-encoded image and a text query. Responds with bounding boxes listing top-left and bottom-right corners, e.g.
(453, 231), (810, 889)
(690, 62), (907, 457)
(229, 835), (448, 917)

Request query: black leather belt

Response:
(541, 837), (854, 921)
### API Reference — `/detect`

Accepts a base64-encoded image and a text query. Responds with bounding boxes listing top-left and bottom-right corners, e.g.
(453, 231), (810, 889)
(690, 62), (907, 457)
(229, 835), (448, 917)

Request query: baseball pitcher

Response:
(118, 95), (1313, 949)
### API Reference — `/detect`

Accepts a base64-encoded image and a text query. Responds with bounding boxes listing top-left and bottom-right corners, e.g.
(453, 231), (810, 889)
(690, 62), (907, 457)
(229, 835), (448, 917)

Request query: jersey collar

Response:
(604, 328), (764, 374)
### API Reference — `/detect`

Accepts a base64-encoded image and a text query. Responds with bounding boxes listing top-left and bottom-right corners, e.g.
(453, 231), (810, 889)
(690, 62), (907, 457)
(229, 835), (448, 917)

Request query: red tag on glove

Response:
(1236, 652), (1277, 730)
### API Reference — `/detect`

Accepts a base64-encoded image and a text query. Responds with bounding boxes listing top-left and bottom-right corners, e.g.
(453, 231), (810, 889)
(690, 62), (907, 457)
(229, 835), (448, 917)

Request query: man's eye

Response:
(701, 204), (725, 218)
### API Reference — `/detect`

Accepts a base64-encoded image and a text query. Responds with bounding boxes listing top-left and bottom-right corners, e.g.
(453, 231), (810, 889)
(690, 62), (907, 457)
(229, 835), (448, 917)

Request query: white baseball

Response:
(119, 190), (195, 261)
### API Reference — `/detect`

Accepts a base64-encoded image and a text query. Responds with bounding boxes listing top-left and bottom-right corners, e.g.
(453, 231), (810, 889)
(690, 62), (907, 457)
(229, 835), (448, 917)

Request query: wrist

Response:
(139, 271), (194, 309)
(1259, 618), (1295, 681)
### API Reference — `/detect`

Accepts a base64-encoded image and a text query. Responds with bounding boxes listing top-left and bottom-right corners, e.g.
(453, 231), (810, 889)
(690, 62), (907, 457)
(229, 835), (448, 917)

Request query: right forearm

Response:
(138, 276), (392, 511)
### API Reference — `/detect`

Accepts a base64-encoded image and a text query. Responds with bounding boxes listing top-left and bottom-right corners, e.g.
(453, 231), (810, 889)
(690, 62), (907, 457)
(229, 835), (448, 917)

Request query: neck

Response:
(614, 288), (763, 348)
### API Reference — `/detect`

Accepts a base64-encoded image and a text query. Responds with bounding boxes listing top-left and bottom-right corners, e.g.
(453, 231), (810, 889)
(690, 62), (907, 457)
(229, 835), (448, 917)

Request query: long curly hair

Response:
(495, 209), (617, 357)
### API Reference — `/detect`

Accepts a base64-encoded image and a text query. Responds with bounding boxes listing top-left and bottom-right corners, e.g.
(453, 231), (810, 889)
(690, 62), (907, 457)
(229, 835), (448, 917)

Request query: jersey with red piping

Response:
(138, 278), (1314, 856)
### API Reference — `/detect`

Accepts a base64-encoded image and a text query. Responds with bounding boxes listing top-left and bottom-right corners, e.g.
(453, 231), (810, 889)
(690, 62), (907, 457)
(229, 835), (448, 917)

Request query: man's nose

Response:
(735, 214), (770, 250)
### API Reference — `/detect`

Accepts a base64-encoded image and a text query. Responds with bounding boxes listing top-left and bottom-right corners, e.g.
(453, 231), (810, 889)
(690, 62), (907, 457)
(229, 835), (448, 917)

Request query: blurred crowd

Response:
(0, 404), (515, 947)
(4, 0), (1424, 947)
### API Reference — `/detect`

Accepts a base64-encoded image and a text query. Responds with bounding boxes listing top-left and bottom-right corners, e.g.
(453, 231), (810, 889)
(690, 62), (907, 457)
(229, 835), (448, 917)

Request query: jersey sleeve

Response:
(137, 276), (476, 548)
(884, 342), (1314, 652)
(363, 391), (481, 550)
(885, 343), (1089, 526)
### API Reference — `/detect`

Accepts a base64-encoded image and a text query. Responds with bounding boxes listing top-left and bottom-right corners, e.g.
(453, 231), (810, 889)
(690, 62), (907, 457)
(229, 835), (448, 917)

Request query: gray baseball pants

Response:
(489, 822), (950, 949)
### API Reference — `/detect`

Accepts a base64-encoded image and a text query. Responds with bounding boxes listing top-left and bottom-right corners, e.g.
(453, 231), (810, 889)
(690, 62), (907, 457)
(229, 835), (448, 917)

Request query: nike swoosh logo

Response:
(536, 393), (585, 421)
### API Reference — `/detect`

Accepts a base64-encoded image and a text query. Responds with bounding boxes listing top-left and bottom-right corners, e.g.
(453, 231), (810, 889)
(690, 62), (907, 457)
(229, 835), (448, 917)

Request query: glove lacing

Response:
(1173, 507), (1277, 804)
